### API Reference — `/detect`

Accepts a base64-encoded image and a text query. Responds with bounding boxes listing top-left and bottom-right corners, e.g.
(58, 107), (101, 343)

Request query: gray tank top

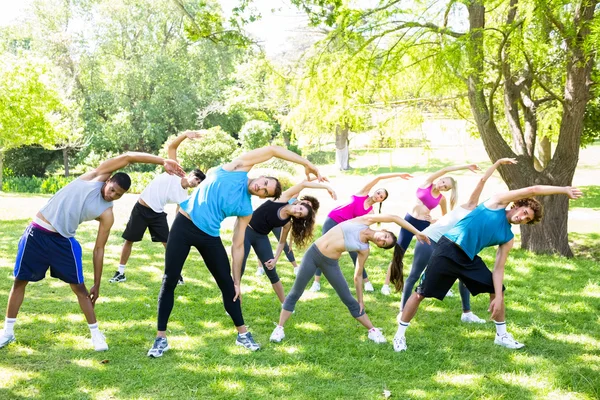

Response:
(39, 179), (113, 238)
(340, 221), (369, 252)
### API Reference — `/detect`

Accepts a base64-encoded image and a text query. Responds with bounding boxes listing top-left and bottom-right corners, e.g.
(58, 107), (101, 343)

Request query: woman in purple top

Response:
(308, 172), (413, 293)
(381, 164), (480, 295)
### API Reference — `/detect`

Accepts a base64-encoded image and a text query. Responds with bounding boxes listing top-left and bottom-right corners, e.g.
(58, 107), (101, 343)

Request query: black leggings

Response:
(242, 227), (280, 284)
(157, 213), (244, 331)
(271, 226), (295, 262)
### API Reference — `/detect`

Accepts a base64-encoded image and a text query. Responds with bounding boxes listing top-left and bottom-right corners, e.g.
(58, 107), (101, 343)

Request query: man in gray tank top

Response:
(0, 152), (184, 352)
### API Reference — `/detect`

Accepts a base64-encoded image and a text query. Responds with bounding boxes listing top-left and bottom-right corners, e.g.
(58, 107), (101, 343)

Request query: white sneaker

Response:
(393, 334), (407, 352)
(255, 266), (265, 276)
(91, 330), (108, 351)
(446, 289), (455, 297)
(364, 281), (374, 292)
(367, 328), (386, 344)
(461, 312), (486, 324)
(0, 332), (16, 349)
(494, 333), (525, 349)
(293, 267), (299, 276)
(381, 284), (391, 296)
(270, 325), (285, 343)
(309, 282), (320, 292)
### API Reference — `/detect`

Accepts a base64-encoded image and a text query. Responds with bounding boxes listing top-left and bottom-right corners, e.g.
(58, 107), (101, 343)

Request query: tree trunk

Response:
(335, 124), (350, 170)
(63, 148), (70, 177)
(538, 136), (551, 167)
(0, 150), (4, 191)
(521, 194), (572, 256)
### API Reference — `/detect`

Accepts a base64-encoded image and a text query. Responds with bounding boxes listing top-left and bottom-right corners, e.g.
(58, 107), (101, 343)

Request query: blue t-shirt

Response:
(444, 202), (514, 260)
(180, 166), (253, 237)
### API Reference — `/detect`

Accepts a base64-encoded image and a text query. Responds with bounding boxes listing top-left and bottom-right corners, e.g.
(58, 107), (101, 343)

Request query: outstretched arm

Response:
(355, 173), (413, 196)
(423, 164), (480, 185)
(81, 152), (185, 182)
(488, 185), (583, 209)
(465, 158), (517, 209)
(265, 223), (292, 269)
(168, 130), (202, 161)
(355, 214), (431, 245)
(88, 208), (114, 305)
(354, 250), (369, 313)
(488, 239), (513, 321)
(279, 180), (337, 203)
(223, 145), (324, 181)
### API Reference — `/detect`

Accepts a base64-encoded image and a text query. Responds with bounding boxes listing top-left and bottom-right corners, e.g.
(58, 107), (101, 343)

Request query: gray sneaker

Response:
(0, 332), (15, 349)
(236, 332), (260, 351)
(147, 337), (170, 358)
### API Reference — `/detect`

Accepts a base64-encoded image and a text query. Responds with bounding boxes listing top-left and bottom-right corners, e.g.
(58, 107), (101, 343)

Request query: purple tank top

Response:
(416, 184), (442, 210)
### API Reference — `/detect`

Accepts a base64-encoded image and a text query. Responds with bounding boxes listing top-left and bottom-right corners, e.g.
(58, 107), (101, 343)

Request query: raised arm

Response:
(88, 208), (115, 305)
(231, 215), (252, 302)
(488, 238), (513, 321)
(423, 164), (480, 185)
(488, 185), (583, 209)
(81, 152), (185, 182)
(223, 145), (324, 181)
(279, 180), (337, 203)
(356, 214), (431, 245)
(465, 158), (517, 209)
(167, 130), (202, 161)
(355, 173), (413, 196)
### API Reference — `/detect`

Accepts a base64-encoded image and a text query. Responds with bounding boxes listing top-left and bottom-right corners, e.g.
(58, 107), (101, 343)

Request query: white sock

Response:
(88, 323), (100, 334)
(4, 318), (16, 336)
(239, 331), (248, 337)
(118, 265), (126, 274)
(396, 320), (410, 337)
(495, 321), (507, 336)
(463, 311), (473, 315)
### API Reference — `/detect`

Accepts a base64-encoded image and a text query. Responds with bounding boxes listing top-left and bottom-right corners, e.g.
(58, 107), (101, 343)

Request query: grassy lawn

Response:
(0, 218), (599, 399)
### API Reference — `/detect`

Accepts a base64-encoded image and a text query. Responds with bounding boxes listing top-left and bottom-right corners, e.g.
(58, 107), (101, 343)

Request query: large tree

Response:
(291, 0), (599, 256)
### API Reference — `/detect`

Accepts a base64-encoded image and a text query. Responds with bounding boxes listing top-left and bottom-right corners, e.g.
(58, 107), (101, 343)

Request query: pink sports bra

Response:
(416, 184), (442, 210)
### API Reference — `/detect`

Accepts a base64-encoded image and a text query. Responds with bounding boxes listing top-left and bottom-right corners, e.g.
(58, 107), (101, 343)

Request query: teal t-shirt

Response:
(444, 202), (514, 260)
(180, 166), (253, 237)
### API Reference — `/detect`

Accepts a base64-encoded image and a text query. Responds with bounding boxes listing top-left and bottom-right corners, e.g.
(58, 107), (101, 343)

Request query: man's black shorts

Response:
(416, 236), (505, 300)
(122, 202), (169, 243)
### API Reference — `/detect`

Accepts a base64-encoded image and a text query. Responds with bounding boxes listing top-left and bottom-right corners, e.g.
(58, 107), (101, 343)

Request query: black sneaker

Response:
(177, 276), (184, 285)
(109, 271), (126, 283)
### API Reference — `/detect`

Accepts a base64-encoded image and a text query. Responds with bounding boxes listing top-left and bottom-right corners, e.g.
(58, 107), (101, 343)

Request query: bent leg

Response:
(6, 279), (29, 319)
(70, 283), (97, 324)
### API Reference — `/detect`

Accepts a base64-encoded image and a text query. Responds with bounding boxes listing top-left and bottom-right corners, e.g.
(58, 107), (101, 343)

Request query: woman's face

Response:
(436, 178), (452, 192)
(372, 189), (388, 203)
(291, 204), (309, 219)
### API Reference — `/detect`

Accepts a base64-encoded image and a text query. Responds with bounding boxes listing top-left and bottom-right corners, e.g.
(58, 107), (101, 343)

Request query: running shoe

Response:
(494, 333), (525, 349)
(109, 271), (126, 283)
(393, 334), (407, 352)
(0, 332), (15, 349)
(364, 281), (374, 292)
(368, 328), (386, 344)
(236, 332), (260, 351)
(270, 326), (285, 343)
(461, 312), (486, 324)
(255, 266), (265, 276)
(147, 337), (170, 357)
(380, 284), (391, 296)
(91, 330), (108, 351)
(309, 282), (321, 292)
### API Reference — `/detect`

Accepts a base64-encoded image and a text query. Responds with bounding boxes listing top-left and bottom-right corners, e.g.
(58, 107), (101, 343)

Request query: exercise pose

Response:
(270, 214), (430, 345)
(147, 146), (324, 357)
(0, 153), (183, 351)
(111, 131), (205, 284)
(309, 173), (412, 293)
(393, 185), (582, 351)
(381, 164), (480, 295)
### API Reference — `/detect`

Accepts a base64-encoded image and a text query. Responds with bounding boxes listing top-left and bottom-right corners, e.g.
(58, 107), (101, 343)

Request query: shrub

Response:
(40, 176), (75, 194)
(167, 127), (238, 172)
(2, 176), (44, 193)
(239, 120), (273, 150)
(305, 150), (335, 165)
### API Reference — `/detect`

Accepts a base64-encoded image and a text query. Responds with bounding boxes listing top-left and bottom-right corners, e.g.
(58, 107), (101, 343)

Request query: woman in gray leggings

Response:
(269, 214), (430, 345)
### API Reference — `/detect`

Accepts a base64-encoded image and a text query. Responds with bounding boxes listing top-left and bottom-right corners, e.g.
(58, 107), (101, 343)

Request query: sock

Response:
(495, 321), (507, 336)
(239, 331), (248, 337)
(88, 323), (100, 334)
(463, 311), (472, 315)
(396, 320), (410, 337)
(4, 318), (16, 336)
(118, 265), (126, 274)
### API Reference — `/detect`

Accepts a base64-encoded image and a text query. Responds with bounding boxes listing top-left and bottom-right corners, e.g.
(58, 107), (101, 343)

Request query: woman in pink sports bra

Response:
(308, 172), (413, 293)
(380, 163), (480, 295)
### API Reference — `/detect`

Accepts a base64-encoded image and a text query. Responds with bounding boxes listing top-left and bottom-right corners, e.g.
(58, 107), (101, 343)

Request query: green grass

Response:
(0, 219), (599, 399)
(570, 186), (600, 210)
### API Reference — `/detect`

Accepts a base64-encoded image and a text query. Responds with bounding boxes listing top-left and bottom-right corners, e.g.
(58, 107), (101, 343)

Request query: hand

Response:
(467, 164), (481, 173)
(488, 296), (504, 321)
(423, 214), (433, 222)
(398, 173), (413, 180)
(327, 186), (337, 200)
(359, 302), (365, 314)
(164, 159), (185, 177)
(233, 282), (241, 302)
(415, 232), (431, 245)
(565, 186), (583, 200)
(89, 284), (100, 306)
(497, 158), (517, 165)
(264, 259), (276, 270)
(305, 163), (325, 182)
(184, 130), (203, 140)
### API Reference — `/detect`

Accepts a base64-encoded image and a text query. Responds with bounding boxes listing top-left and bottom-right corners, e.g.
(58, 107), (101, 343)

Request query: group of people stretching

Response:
(0, 130), (583, 356)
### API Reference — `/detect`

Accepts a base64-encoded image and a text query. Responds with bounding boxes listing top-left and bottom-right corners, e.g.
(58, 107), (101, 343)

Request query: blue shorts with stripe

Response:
(14, 225), (84, 284)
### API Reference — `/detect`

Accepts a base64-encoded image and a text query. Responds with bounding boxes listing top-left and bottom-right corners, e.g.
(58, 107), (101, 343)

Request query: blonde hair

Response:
(447, 177), (457, 210)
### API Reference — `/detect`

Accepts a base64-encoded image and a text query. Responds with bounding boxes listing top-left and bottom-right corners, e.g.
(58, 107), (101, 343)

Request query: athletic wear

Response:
(309, 281), (321, 292)
(381, 284), (391, 296)
(368, 328), (387, 344)
(109, 272), (126, 283)
(139, 173), (188, 213)
(422, 206), (471, 242)
(461, 312), (486, 323)
(14, 224), (84, 284)
(271, 226), (295, 263)
(0, 333), (15, 349)
(340, 221), (369, 253)
(147, 337), (170, 357)
(393, 334), (407, 352)
(180, 167), (252, 237)
(122, 202), (169, 243)
(270, 325), (285, 342)
(397, 213), (430, 250)
(39, 178), (112, 238)
(445, 203), (514, 260)
(236, 332), (260, 351)
(242, 227), (280, 284)
(91, 329), (108, 351)
(416, 184), (442, 210)
(494, 333), (525, 349)
(315, 217), (367, 279)
(248, 201), (290, 235)
(328, 195), (372, 223)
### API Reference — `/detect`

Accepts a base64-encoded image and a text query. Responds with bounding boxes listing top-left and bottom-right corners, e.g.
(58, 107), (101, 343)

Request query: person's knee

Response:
(70, 283), (89, 298)
(161, 273), (179, 289)
(13, 279), (29, 290)
(349, 303), (364, 318)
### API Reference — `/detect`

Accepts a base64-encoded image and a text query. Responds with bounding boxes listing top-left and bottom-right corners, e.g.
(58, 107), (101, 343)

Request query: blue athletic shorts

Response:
(14, 224), (84, 284)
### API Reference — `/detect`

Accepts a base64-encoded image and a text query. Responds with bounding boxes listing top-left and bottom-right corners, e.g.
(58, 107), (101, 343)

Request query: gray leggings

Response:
(402, 239), (471, 310)
(241, 227), (280, 284)
(315, 217), (368, 279)
(283, 244), (364, 318)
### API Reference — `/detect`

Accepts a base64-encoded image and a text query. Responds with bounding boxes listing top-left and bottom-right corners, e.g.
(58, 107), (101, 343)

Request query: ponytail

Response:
(448, 177), (458, 210)
(389, 244), (406, 292)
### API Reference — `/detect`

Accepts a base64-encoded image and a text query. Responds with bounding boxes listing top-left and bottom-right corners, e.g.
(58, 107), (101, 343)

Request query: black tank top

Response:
(249, 201), (291, 235)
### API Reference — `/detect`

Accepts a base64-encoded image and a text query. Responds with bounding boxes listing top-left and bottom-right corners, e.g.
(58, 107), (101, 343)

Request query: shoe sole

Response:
(95, 345), (109, 351)
(0, 337), (15, 349)
(269, 336), (284, 343)
(235, 341), (260, 351)
(109, 279), (126, 283)
(494, 341), (525, 349)
(147, 344), (170, 357)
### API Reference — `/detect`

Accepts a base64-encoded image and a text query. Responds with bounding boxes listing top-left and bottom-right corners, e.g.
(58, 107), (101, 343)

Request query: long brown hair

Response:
(290, 204), (315, 248)
(390, 244), (406, 292)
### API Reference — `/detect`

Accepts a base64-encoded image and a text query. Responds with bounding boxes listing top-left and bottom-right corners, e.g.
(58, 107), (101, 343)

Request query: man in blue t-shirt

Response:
(148, 145), (325, 357)
(393, 184), (582, 352)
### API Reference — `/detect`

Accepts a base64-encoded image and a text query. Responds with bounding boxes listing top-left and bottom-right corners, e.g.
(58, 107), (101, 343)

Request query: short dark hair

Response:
(267, 176), (282, 200)
(300, 195), (320, 213)
(192, 168), (205, 182)
(511, 197), (543, 224)
(108, 172), (131, 191)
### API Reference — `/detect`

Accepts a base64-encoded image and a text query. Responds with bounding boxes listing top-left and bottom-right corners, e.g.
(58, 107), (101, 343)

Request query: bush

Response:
(305, 150), (335, 165)
(2, 176), (44, 193)
(239, 120), (273, 150)
(168, 126), (238, 172)
(127, 171), (161, 194)
(40, 176), (75, 194)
